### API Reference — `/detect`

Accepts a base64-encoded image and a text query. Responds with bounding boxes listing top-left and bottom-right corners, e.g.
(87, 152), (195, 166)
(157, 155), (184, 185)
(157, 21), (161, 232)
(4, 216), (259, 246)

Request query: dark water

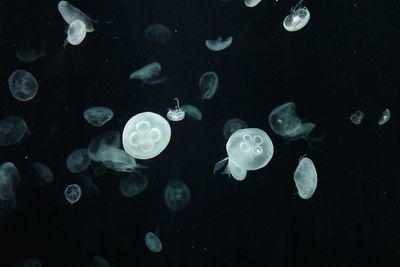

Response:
(0, 0), (399, 266)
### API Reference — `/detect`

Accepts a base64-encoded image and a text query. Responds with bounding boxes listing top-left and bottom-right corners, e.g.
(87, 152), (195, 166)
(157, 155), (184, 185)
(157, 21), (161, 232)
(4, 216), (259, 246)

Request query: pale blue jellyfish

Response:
(64, 184), (82, 204)
(129, 62), (161, 82)
(145, 232), (162, 253)
(181, 104), (202, 121)
(294, 157), (317, 199)
(283, 0), (310, 32)
(244, 0), (262, 7)
(350, 110), (365, 125)
(164, 179), (191, 211)
(378, 108), (391, 125)
(0, 116), (30, 146)
(58, 1), (94, 32)
(83, 107), (114, 127)
(16, 46), (46, 63)
(0, 162), (20, 216)
(199, 71), (219, 101)
(66, 19), (87, 46)
(144, 23), (171, 44)
(66, 148), (91, 173)
(8, 69), (38, 101)
(88, 131), (121, 161)
(32, 162), (54, 185)
(205, 36), (232, 51)
(119, 172), (148, 197)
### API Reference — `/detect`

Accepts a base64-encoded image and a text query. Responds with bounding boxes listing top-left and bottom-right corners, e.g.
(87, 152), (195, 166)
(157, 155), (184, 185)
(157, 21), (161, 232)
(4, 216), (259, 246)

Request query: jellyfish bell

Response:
(350, 110), (365, 125)
(294, 157), (317, 199)
(58, 1), (94, 32)
(64, 183), (82, 205)
(283, 0), (310, 32)
(144, 232), (162, 253)
(181, 105), (202, 121)
(83, 106), (114, 127)
(198, 71), (219, 101)
(205, 36), (233, 51)
(66, 19), (87, 46)
(377, 108), (391, 125)
(244, 0), (262, 7)
(8, 69), (38, 102)
(167, 98), (185, 121)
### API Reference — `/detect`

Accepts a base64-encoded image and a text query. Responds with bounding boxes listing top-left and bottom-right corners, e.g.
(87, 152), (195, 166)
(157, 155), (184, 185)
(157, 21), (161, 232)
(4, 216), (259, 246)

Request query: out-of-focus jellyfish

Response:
(97, 146), (144, 172)
(64, 184), (82, 204)
(66, 19), (87, 46)
(283, 0), (310, 32)
(129, 62), (162, 83)
(0, 162), (20, 217)
(199, 71), (219, 101)
(8, 69), (38, 101)
(66, 148), (91, 173)
(167, 98), (185, 121)
(83, 107), (114, 127)
(119, 172), (148, 197)
(349, 110), (365, 125)
(294, 157), (317, 199)
(205, 36), (233, 51)
(164, 179), (191, 211)
(214, 128), (274, 181)
(32, 162), (54, 185)
(16, 46), (46, 62)
(0, 116), (30, 146)
(88, 131), (121, 161)
(16, 258), (43, 267)
(122, 112), (171, 160)
(144, 23), (171, 44)
(244, 0), (262, 7)
(91, 256), (110, 267)
(223, 118), (248, 140)
(145, 232), (162, 253)
(58, 1), (94, 32)
(181, 104), (202, 121)
(378, 108), (391, 125)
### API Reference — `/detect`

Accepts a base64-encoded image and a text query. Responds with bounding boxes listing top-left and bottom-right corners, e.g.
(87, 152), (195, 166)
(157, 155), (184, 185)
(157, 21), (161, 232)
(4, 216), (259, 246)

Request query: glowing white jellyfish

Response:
(378, 108), (391, 125)
(145, 232), (162, 253)
(283, 0), (310, 32)
(294, 157), (317, 199)
(181, 104), (202, 121)
(167, 98), (185, 121)
(58, 1), (94, 32)
(8, 69), (38, 101)
(205, 36), (233, 51)
(164, 179), (191, 211)
(122, 112), (171, 159)
(66, 19), (87, 46)
(244, 0), (262, 7)
(64, 184), (82, 204)
(83, 106), (114, 127)
(0, 116), (31, 146)
(350, 110), (365, 125)
(199, 71), (219, 101)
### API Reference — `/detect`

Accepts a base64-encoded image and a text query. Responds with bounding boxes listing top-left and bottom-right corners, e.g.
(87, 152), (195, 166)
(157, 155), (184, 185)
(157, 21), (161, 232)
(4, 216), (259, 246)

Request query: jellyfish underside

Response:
(181, 105), (202, 120)
(350, 110), (365, 125)
(199, 71), (219, 101)
(164, 179), (191, 211)
(205, 36), (233, 51)
(167, 98), (185, 121)
(283, 1), (310, 32)
(64, 184), (82, 204)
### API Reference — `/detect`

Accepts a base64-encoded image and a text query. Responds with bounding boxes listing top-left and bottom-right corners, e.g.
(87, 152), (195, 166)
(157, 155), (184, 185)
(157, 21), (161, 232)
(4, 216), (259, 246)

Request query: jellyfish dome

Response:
(67, 19), (87, 45)
(283, 6), (310, 32)
(122, 112), (171, 159)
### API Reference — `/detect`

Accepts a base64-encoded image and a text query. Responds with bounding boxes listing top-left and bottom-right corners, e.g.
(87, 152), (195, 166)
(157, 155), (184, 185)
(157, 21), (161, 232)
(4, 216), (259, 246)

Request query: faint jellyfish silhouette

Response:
(83, 106), (114, 127)
(66, 148), (91, 173)
(16, 46), (46, 63)
(66, 19), (87, 46)
(181, 104), (202, 121)
(164, 179), (191, 211)
(91, 256), (110, 267)
(144, 23), (172, 44)
(88, 130), (121, 161)
(32, 162), (54, 185)
(122, 112), (171, 159)
(0, 162), (20, 217)
(205, 36), (233, 51)
(119, 172), (148, 197)
(97, 146), (144, 172)
(8, 69), (38, 101)
(64, 184), (82, 204)
(199, 71), (219, 101)
(350, 110), (365, 125)
(129, 62), (162, 83)
(294, 156), (317, 199)
(378, 108), (391, 125)
(223, 118), (248, 140)
(244, 0), (262, 7)
(58, 1), (94, 32)
(145, 232), (162, 253)
(167, 98), (185, 121)
(16, 258), (43, 267)
(283, 0), (310, 32)
(0, 116), (31, 146)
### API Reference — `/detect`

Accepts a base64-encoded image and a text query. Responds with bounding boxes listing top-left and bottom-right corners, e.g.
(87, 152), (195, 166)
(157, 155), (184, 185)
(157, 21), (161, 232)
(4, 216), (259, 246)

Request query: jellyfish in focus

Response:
(129, 62), (162, 83)
(83, 107), (114, 127)
(144, 23), (171, 44)
(66, 19), (87, 46)
(181, 104), (202, 121)
(88, 130), (121, 161)
(145, 232), (162, 253)
(205, 36), (233, 51)
(0, 116), (31, 146)
(91, 256), (110, 267)
(199, 71), (219, 101)
(283, 0), (310, 32)
(244, 0), (262, 7)
(16, 46), (46, 63)
(167, 98), (185, 121)
(122, 112), (171, 160)
(0, 162), (20, 217)
(164, 179), (191, 211)
(8, 69), (38, 101)
(349, 110), (365, 125)
(66, 148), (91, 173)
(119, 172), (148, 197)
(378, 108), (391, 125)
(294, 157), (317, 199)
(16, 258), (43, 267)
(64, 184), (82, 204)
(223, 118), (248, 139)
(58, 1), (94, 32)
(32, 162), (54, 185)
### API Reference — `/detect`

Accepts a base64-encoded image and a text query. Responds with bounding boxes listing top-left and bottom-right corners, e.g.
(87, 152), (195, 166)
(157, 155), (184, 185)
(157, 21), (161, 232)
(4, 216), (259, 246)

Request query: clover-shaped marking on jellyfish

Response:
(129, 121), (161, 152)
(238, 133), (264, 155)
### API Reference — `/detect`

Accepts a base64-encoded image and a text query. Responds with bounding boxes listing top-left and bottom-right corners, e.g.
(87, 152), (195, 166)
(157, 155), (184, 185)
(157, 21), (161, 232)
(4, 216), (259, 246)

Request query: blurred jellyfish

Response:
(58, 1), (94, 32)
(91, 256), (110, 267)
(0, 162), (20, 217)
(349, 110), (365, 125)
(8, 69), (38, 101)
(129, 62), (162, 84)
(145, 232), (162, 253)
(164, 179), (191, 211)
(167, 98), (185, 121)
(283, 0), (310, 32)
(32, 162), (54, 185)
(66, 19), (87, 46)
(294, 157), (317, 199)
(88, 131), (121, 161)
(66, 148), (91, 173)
(244, 0), (262, 7)
(223, 118), (248, 139)
(205, 36), (232, 51)
(97, 146), (144, 172)
(0, 116), (30, 146)
(16, 46), (46, 63)
(181, 104), (202, 121)
(16, 258), (43, 267)
(378, 108), (391, 125)
(83, 107), (114, 127)
(64, 184), (82, 204)
(144, 23), (171, 44)
(119, 172), (148, 197)
(199, 71), (219, 101)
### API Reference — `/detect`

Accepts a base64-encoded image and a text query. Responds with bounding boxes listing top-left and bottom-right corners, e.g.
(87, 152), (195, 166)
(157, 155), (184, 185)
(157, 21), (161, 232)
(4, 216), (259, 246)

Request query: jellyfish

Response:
(199, 71), (219, 101)
(167, 98), (185, 121)
(8, 69), (38, 101)
(181, 104), (203, 121)
(119, 172), (148, 197)
(129, 62), (162, 83)
(97, 146), (144, 172)
(205, 36), (233, 51)
(223, 118), (248, 140)
(294, 157), (317, 199)
(16, 46), (46, 63)
(244, 0), (262, 7)
(66, 148), (91, 173)
(83, 107), (114, 127)
(0, 162), (20, 217)
(378, 108), (391, 125)
(16, 258), (43, 267)
(349, 110), (365, 125)
(164, 179), (191, 211)
(145, 232), (162, 253)
(64, 184), (82, 204)
(58, 1), (94, 32)
(32, 162), (54, 185)
(66, 19), (87, 46)
(214, 128), (274, 181)
(122, 112), (171, 160)
(144, 23), (172, 44)
(0, 116), (30, 146)
(88, 131), (121, 161)
(283, 0), (310, 32)
(91, 256), (110, 267)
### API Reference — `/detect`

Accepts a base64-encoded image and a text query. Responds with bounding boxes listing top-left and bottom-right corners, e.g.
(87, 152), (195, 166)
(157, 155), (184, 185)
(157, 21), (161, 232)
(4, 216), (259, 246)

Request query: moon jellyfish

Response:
(97, 146), (144, 172)
(119, 172), (148, 197)
(91, 256), (110, 267)
(66, 19), (87, 45)
(129, 62), (161, 83)
(145, 232), (162, 253)
(16, 258), (43, 267)
(64, 184), (82, 204)
(122, 112), (171, 160)
(8, 69), (38, 101)
(16, 46), (46, 63)
(32, 162), (54, 185)
(58, 1), (94, 32)
(294, 157), (317, 199)
(167, 98), (185, 121)
(199, 71), (219, 101)
(66, 148), (91, 173)
(214, 128), (274, 181)
(283, 0), (310, 32)
(0, 116), (30, 146)
(223, 118), (248, 139)
(0, 162), (20, 216)
(350, 110), (365, 125)
(145, 23), (172, 44)
(181, 104), (203, 121)
(205, 36), (233, 51)
(83, 107), (114, 127)
(88, 131), (121, 162)
(164, 179), (191, 212)
(378, 108), (391, 125)
(244, 0), (262, 7)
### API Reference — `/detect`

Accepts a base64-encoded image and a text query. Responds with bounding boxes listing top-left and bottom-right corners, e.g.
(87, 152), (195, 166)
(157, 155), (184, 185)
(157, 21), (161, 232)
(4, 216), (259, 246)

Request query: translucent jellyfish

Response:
(0, 116), (30, 146)
(144, 23), (172, 44)
(83, 107), (114, 127)
(223, 118), (248, 140)
(199, 71), (219, 101)
(244, 0), (262, 7)
(214, 128), (274, 181)
(64, 184), (82, 204)
(66, 148), (91, 173)
(91, 256), (110, 267)
(66, 19), (87, 46)
(8, 69), (38, 101)
(167, 98), (185, 121)
(349, 110), (365, 125)
(58, 1), (94, 32)
(122, 112), (171, 160)
(378, 108), (391, 125)
(205, 36), (233, 51)
(164, 179), (191, 212)
(181, 104), (203, 121)
(119, 172), (148, 197)
(32, 162), (54, 185)
(16, 258), (43, 267)
(129, 62), (162, 83)
(294, 157), (317, 199)
(0, 162), (20, 216)
(283, 0), (310, 32)
(97, 146), (143, 172)
(88, 131), (121, 162)
(16, 46), (46, 62)
(145, 232), (162, 253)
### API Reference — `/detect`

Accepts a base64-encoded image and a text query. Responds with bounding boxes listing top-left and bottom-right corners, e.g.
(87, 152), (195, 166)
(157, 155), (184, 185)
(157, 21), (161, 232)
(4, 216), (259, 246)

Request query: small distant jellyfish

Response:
(223, 118), (248, 139)
(181, 104), (203, 121)
(378, 108), (391, 125)
(66, 148), (91, 173)
(205, 36), (233, 51)
(66, 19), (87, 46)
(283, 0), (310, 32)
(119, 172), (148, 197)
(145, 232), (162, 253)
(164, 179), (191, 212)
(91, 256), (110, 267)
(58, 1), (94, 32)
(16, 46), (46, 63)
(8, 69), (38, 101)
(32, 162), (54, 185)
(294, 157), (317, 199)
(16, 258), (43, 267)
(244, 0), (262, 7)
(199, 71), (219, 101)
(122, 112), (171, 160)
(167, 98), (185, 121)
(64, 184), (82, 204)
(83, 107), (114, 127)
(0, 162), (20, 217)
(0, 116), (31, 146)
(350, 110), (365, 125)
(129, 62), (162, 83)
(144, 23), (172, 44)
